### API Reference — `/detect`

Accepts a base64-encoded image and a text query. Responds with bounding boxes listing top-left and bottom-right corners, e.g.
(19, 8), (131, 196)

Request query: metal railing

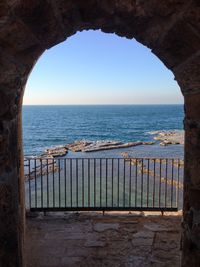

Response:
(24, 157), (183, 212)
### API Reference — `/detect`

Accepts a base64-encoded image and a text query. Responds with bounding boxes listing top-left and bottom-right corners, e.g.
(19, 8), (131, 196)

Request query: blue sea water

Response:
(22, 105), (184, 157)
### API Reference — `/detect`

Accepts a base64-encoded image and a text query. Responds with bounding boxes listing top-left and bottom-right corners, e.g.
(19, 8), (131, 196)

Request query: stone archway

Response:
(1, 1), (200, 266)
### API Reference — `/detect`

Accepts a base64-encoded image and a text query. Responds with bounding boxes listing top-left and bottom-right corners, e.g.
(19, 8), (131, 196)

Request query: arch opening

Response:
(22, 30), (184, 157)
(22, 29), (184, 267)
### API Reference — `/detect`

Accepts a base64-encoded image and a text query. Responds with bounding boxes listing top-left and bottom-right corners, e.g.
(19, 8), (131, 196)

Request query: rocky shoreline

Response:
(24, 131), (184, 180)
(24, 156), (59, 181)
(39, 130), (184, 158)
(39, 140), (155, 158)
(67, 140), (154, 152)
(121, 152), (184, 189)
(149, 130), (184, 146)
(25, 130), (184, 159)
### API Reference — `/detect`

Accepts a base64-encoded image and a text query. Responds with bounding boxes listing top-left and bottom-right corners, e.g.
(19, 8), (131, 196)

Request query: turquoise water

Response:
(23, 105), (184, 157)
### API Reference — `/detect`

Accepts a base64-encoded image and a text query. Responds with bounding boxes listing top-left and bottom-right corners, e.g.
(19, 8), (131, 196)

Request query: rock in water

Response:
(43, 146), (68, 157)
(66, 140), (155, 152)
(24, 156), (59, 181)
(149, 130), (184, 145)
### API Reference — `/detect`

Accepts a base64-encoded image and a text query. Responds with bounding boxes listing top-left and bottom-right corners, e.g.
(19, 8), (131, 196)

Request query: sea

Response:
(22, 105), (184, 158)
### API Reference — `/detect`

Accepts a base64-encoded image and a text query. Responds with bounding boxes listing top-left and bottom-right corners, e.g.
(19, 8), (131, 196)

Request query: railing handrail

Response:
(24, 157), (184, 160)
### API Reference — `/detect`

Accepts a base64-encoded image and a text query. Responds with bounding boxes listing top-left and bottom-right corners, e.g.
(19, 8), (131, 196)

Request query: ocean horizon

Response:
(23, 104), (183, 106)
(22, 104), (184, 157)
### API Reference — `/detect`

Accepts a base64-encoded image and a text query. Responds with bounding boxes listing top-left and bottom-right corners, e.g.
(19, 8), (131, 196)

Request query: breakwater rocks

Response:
(24, 140), (155, 179)
(39, 130), (184, 158)
(149, 130), (184, 146)
(37, 140), (155, 158)
(43, 146), (68, 157)
(121, 152), (184, 189)
(66, 140), (155, 153)
(24, 132), (183, 180)
(24, 156), (59, 181)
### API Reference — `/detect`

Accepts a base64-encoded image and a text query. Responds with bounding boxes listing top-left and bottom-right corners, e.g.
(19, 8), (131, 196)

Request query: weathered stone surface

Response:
(181, 94), (200, 266)
(25, 212), (181, 267)
(84, 240), (106, 247)
(144, 222), (175, 232)
(153, 19), (200, 69)
(93, 222), (119, 232)
(133, 230), (154, 238)
(175, 53), (200, 95)
(0, 0), (198, 73)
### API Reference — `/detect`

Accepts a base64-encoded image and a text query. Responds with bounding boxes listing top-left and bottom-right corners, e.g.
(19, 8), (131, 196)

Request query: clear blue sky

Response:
(23, 30), (183, 105)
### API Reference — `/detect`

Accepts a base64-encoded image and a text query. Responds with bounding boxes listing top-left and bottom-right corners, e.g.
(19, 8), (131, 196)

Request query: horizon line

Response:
(22, 103), (183, 106)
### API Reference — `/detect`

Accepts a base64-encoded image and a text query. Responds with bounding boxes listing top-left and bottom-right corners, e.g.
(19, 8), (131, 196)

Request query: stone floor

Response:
(25, 211), (182, 267)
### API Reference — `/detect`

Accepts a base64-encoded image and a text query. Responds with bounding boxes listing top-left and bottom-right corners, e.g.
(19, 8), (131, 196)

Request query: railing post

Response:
(28, 159), (31, 209)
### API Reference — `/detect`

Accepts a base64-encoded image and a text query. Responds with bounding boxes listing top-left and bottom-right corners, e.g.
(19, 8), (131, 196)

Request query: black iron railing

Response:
(24, 157), (183, 212)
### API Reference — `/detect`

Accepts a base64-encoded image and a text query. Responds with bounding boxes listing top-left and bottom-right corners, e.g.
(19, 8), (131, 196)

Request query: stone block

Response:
(153, 20), (200, 69)
(93, 223), (119, 232)
(175, 54), (200, 95)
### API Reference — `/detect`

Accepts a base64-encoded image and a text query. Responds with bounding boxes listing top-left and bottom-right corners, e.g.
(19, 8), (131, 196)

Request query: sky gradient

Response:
(23, 30), (183, 105)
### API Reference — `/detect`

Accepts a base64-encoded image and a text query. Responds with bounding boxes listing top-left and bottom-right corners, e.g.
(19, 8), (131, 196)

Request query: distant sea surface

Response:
(22, 105), (184, 158)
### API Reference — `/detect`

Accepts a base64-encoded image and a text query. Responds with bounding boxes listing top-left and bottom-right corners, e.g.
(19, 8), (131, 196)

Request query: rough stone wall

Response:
(0, 0), (200, 266)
